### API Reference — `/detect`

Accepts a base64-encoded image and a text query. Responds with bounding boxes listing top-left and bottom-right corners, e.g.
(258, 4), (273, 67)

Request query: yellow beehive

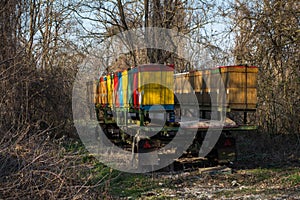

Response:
(106, 74), (114, 107)
(121, 70), (128, 107)
(97, 80), (101, 104)
(138, 65), (174, 106)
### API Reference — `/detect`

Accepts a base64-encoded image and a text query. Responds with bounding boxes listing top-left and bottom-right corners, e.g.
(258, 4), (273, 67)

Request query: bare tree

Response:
(232, 0), (300, 134)
(73, 0), (224, 71)
(0, 1), (107, 198)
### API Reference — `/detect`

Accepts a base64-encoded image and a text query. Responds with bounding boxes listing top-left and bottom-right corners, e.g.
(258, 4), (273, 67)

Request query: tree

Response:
(0, 0), (84, 135)
(73, 0), (224, 72)
(232, 0), (300, 134)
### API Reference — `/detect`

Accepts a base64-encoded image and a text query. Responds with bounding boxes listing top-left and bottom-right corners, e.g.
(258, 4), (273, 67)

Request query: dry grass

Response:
(1, 124), (299, 199)
(0, 124), (110, 200)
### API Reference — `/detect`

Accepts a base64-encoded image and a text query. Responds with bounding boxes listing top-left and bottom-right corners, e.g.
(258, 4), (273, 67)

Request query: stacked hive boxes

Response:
(113, 71), (121, 107)
(129, 67), (139, 109)
(92, 65), (257, 111)
(174, 72), (193, 105)
(121, 70), (128, 107)
(106, 74), (114, 108)
(86, 80), (99, 105)
(174, 65), (258, 110)
(99, 77), (107, 105)
(219, 66), (258, 110)
(138, 65), (174, 110)
(94, 64), (175, 111)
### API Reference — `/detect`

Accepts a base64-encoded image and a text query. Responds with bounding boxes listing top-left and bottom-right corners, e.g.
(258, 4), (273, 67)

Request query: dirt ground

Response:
(135, 167), (300, 199)
(1, 130), (299, 199)
(109, 132), (300, 199)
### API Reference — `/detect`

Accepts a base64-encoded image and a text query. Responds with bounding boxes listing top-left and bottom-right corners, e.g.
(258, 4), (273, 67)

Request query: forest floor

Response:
(106, 132), (300, 199)
(107, 166), (300, 199)
(1, 130), (299, 199)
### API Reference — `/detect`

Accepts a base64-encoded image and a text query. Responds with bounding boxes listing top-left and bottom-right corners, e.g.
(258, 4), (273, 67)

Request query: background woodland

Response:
(0, 0), (299, 198)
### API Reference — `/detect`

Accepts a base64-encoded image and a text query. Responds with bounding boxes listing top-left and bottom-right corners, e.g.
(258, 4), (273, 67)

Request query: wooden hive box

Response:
(114, 71), (122, 108)
(121, 70), (128, 108)
(201, 69), (213, 106)
(192, 70), (210, 106)
(193, 71), (202, 93)
(86, 80), (99, 104)
(173, 73), (182, 104)
(188, 66), (258, 110)
(219, 66), (258, 88)
(106, 74), (114, 108)
(219, 65), (258, 110)
(127, 67), (140, 109)
(93, 80), (99, 104)
(174, 72), (195, 105)
(97, 79), (101, 105)
(138, 64), (174, 110)
(99, 77), (107, 106)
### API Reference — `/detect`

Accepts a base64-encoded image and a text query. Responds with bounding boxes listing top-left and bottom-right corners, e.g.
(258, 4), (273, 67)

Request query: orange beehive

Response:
(86, 80), (98, 104)
(174, 65), (258, 110)
(219, 65), (258, 110)
(99, 77), (107, 105)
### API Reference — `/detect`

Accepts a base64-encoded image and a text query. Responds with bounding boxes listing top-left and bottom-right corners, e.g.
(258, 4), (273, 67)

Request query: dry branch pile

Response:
(0, 125), (105, 199)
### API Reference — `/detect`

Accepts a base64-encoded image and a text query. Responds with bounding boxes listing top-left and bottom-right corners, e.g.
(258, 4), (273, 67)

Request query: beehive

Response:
(121, 70), (128, 107)
(193, 71), (202, 93)
(173, 73), (181, 104)
(174, 65), (258, 110)
(174, 73), (186, 94)
(86, 80), (98, 104)
(99, 77), (107, 105)
(174, 72), (193, 105)
(128, 67), (139, 108)
(202, 70), (214, 106)
(200, 66), (258, 109)
(219, 66), (258, 88)
(207, 68), (223, 106)
(114, 72), (121, 107)
(191, 70), (209, 106)
(174, 71), (202, 105)
(97, 79), (101, 104)
(219, 66), (258, 110)
(138, 64), (174, 110)
(106, 74), (114, 108)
